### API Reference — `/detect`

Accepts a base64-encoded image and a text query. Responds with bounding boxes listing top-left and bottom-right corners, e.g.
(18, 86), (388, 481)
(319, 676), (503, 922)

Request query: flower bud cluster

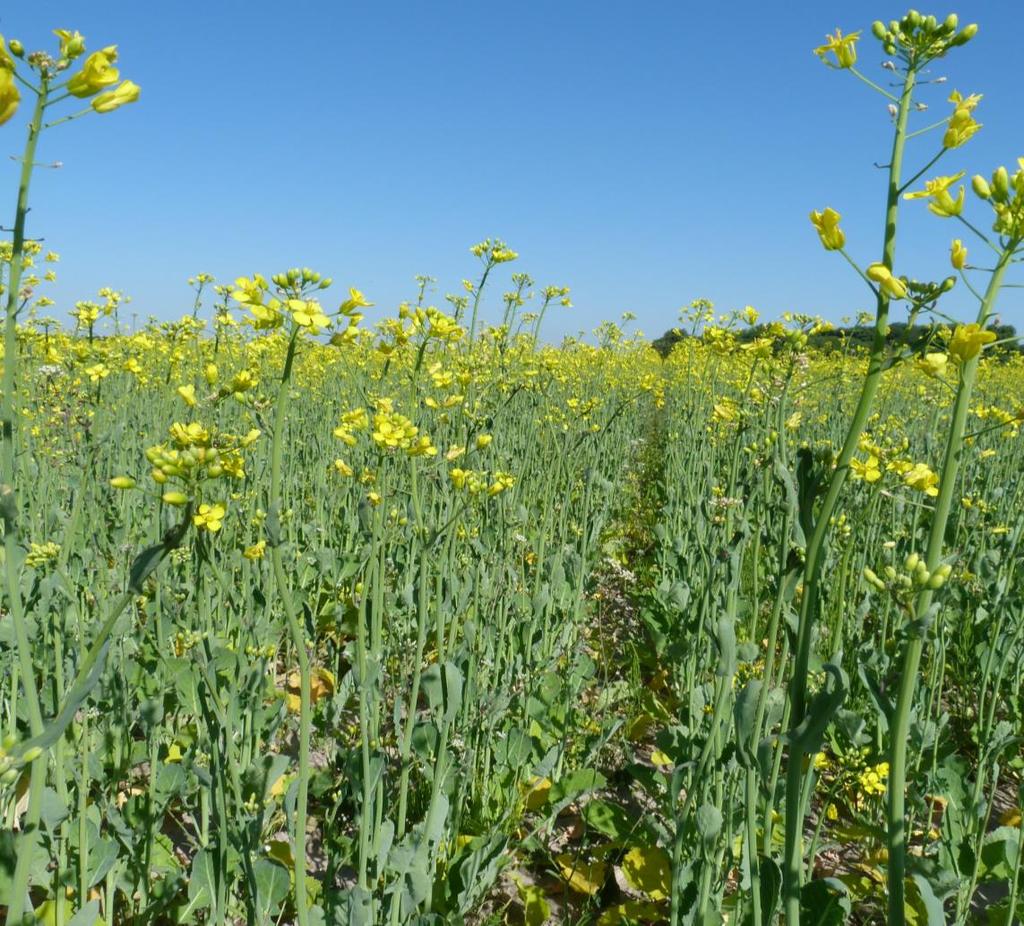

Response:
(863, 551), (952, 593)
(871, 11), (976, 60)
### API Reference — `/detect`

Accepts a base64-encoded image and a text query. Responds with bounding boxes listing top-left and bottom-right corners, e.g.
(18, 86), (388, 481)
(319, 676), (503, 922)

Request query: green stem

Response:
(267, 329), (311, 926)
(781, 63), (916, 925)
(885, 245), (1015, 926)
(2, 77), (50, 926)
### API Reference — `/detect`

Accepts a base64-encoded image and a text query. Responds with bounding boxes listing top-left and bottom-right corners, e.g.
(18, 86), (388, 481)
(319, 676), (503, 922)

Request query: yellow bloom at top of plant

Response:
(903, 173), (966, 217)
(92, 80), (140, 114)
(372, 409), (419, 451)
(809, 208), (845, 250)
(949, 323), (996, 362)
(53, 29), (86, 60)
(287, 299), (329, 331)
(814, 28), (860, 68)
(943, 90), (982, 149)
(67, 46), (120, 97)
(865, 263), (907, 299)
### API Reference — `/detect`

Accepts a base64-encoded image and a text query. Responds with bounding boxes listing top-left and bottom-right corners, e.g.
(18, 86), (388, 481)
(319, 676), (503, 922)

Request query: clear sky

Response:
(1, 0), (1021, 340)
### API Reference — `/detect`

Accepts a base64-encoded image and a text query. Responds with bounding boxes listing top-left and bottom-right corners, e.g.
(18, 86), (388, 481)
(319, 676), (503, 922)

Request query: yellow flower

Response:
(865, 263), (907, 299)
(243, 540), (266, 560)
(0, 68), (19, 126)
(949, 323), (996, 362)
(193, 502), (227, 532)
(858, 761), (889, 797)
(340, 288), (374, 314)
(287, 298), (329, 331)
(943, 91), (982, 149)
(903, 173), (966, 217)
(850, 455), (882, 483)
(85, 363), (110, 382)
(903, 463), (939, 497)
(67, 46), (120, 98)
(53, 29), (86, 60)
(950, 239), (967, 270)
(809, 208), (845, 250)
(814, 28), (860, 68)
(372, 410), (418, 451)
(475, 434), (493, 449)
(177, 384), (197, 407)
(91, 80), (140, 113)
(916, 352), (948, 378)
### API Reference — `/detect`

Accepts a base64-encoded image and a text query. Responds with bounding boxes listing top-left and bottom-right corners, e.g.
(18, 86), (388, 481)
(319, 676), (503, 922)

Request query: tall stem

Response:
(886, 247), (1015, 924)
(2, 77), (50, 926)
(268, 330), (311, 926)
(781, 64), (916, 924)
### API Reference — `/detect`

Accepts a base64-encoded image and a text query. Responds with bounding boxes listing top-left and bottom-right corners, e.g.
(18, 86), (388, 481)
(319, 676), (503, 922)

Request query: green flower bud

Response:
(872, 21), (888, 39)
(950, 23), (974, 45)
(8, 39), (24, 57)
(904, 552), (920, 572)
(942, 14), (958, 32)
(972, 175), (991, 199)
(884, 565), (898, 581)
(940, 276), (956, 293)
(923, 15), (937, 32)
(906, 10), (922, 28)
(927, 563), (952, 589)
(21, 746), (43, 763)
(992, 166), (1009, 202)
(162, 491), (189, 506)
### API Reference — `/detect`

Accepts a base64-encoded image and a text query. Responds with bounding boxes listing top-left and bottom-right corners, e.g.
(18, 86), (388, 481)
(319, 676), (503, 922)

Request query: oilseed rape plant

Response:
(1, 11), (1024, 926)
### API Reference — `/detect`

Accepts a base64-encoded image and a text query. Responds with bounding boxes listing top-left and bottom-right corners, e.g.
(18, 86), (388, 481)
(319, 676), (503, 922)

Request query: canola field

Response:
(1, 11), (1024, 926)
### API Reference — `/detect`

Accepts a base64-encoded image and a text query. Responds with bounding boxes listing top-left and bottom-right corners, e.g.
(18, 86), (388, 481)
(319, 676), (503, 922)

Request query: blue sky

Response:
(2, 0), (1021, 340)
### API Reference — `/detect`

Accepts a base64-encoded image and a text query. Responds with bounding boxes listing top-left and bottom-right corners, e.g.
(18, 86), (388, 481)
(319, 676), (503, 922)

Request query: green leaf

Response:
(187, 848), (216, 911)
(909, 873), (947, 926)
(696, 803), (723, 848)
(799, 877), (851, 925)
(549, 768), (606, 807)
(253, 859), (290, 920)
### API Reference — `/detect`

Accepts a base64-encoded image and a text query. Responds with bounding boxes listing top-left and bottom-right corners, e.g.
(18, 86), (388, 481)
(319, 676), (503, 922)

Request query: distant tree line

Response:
(651, 321), (1020, 359)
